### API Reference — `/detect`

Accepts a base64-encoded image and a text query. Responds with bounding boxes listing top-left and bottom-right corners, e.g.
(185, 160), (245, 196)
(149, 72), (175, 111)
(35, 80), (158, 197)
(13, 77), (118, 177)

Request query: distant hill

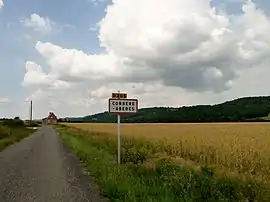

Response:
(61, 96), (270, 123)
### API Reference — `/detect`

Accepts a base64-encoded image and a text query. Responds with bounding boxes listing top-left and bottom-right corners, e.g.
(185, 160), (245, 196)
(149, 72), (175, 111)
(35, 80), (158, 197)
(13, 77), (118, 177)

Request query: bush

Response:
(0, 125), (11, 139)
(0, 123), (33, 151)
(2, 119), (24, 127)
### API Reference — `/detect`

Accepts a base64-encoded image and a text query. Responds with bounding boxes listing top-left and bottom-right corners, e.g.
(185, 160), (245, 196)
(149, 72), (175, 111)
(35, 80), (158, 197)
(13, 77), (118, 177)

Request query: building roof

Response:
(47, 112), (57, 120)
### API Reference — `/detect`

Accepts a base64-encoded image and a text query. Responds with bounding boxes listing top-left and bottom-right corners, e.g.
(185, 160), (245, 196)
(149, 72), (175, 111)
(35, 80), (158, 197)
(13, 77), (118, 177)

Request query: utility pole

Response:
(30, 100), (33, 121)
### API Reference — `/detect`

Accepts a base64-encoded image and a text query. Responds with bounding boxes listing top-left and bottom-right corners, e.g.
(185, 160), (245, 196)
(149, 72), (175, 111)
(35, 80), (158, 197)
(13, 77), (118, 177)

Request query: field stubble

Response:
(65, 122), (270, 183)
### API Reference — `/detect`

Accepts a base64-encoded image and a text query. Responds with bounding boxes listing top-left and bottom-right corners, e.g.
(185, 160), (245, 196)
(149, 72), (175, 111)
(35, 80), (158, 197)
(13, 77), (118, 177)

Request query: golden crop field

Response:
(64, 122), (270, 182)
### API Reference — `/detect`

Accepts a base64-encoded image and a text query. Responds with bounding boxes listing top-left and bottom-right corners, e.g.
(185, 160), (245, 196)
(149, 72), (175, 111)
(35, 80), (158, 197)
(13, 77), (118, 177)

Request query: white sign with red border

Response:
(108, 98), (138, 114)
(108, 94), (139, 165)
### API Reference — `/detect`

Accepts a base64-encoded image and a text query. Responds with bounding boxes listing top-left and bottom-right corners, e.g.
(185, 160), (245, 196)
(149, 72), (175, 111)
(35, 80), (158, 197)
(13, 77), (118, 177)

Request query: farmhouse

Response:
(43, 112), (58, 124)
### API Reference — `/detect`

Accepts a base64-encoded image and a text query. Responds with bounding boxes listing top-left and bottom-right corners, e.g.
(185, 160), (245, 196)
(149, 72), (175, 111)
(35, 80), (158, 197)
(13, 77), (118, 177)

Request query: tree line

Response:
(59, 96), (270, 123)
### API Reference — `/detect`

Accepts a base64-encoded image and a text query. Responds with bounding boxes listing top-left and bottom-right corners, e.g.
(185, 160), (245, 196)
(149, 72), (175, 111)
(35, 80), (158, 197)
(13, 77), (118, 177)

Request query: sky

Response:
(0, 0), (270, 119)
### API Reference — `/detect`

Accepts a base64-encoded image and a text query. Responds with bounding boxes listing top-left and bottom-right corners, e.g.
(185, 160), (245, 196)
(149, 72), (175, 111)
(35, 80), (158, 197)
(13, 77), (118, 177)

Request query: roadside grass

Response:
(0, 119), (34, 151)
(56, 125), (270, 202)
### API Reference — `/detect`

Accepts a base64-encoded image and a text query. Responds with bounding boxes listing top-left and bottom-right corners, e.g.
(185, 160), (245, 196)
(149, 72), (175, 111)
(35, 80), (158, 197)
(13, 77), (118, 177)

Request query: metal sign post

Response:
(108, 91), (139, 164)
(117, 90), (121, 164)
(117, 113), (121, 164)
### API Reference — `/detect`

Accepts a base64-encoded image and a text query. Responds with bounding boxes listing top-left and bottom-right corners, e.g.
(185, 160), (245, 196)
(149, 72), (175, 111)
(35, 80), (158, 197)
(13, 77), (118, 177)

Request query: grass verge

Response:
(0, 120), (34, 151)
(56, 125), (270, 202)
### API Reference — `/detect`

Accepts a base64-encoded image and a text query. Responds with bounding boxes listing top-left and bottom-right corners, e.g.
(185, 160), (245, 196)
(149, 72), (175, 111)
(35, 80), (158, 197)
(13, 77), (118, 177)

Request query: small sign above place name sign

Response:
(112, 93), (127, 99)
(109, 98), (138, 114)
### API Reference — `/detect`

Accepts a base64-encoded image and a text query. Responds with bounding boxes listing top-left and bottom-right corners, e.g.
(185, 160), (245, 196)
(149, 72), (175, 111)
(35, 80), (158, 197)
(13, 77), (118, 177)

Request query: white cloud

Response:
(97, 0), (270, 92)
(22, 0), (270, 118)
(22, 13), (55, 33)
(0, 0), (4, 10)
(23, 61), (71, 90)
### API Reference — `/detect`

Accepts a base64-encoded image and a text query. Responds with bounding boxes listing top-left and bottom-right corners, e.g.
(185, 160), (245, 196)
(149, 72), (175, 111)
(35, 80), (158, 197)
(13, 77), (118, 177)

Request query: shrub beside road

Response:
(0, 119), (35, 151)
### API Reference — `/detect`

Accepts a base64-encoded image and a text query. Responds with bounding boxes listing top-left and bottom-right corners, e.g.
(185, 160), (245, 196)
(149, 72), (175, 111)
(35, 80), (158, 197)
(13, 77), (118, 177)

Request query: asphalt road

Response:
(0, 126), (104, 202)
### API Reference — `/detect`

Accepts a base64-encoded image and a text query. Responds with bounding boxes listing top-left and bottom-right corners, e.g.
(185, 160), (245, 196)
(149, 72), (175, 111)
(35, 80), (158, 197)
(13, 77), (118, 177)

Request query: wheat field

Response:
(64, 122), (270, 182)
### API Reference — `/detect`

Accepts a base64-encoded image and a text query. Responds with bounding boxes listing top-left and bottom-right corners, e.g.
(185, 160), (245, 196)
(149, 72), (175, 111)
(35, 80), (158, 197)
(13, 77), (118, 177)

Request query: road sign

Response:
(108, 95), (139, 164)
(108, 98), (138, 114)
(112, 92), (127, 99)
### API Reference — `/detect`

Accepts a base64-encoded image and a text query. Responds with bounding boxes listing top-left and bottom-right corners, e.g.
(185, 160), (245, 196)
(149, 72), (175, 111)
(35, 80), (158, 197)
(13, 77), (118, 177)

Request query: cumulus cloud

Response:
(97, 0), (270, 92)
(34, 41), (120, 81)
(22, 0), (270, 117)
(23, 61), (71, 90)
(22, 13), (55, 33)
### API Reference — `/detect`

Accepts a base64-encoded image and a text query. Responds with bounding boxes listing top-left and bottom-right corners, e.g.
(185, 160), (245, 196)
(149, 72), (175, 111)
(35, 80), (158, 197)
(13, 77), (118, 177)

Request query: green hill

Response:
(61, 96), (270, 123)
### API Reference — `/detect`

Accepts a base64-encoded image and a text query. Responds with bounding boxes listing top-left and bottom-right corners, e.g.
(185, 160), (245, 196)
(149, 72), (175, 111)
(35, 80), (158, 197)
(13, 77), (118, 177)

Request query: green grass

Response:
(0, 124), (34, 151)
(56, 125), (270, 202)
